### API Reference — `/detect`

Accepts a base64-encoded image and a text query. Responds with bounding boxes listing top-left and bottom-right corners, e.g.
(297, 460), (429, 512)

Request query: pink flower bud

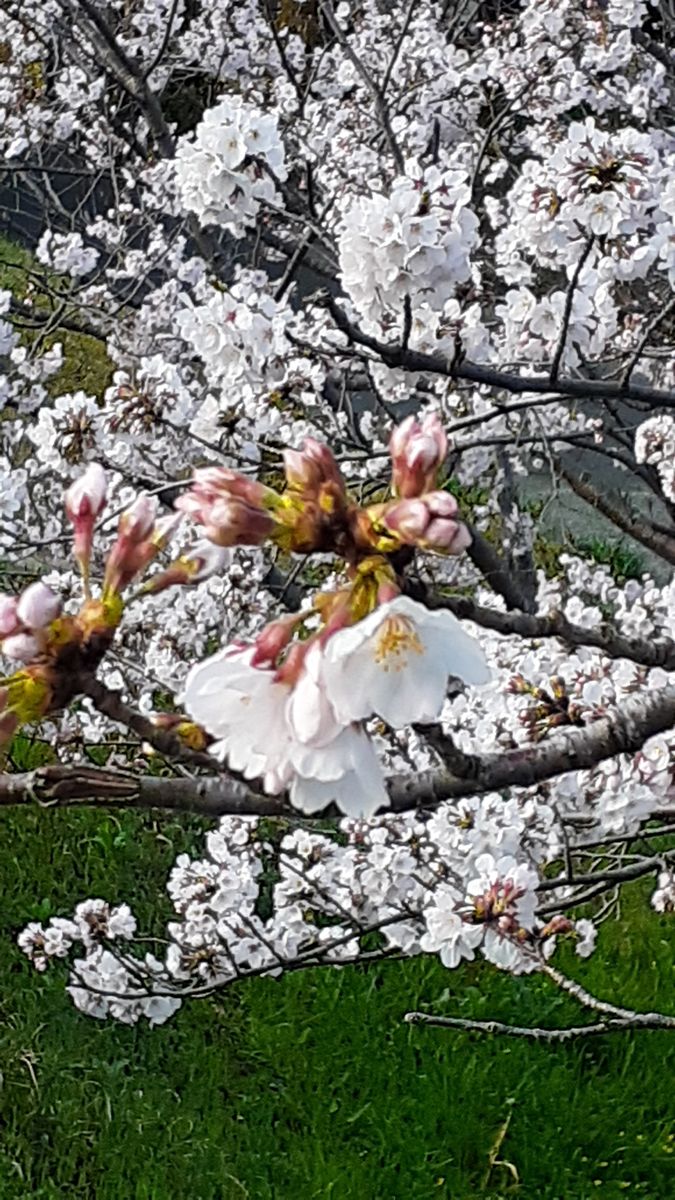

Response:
(423, 518), (471, 553)
(382, 498), (429, 541)
(283, 448), (315, 490)
(176, 470), (278, 549)
(2, 632), (41, 662)
(186, 468), (269, 508)
(16, 582), (61, 630)
(251, 615), (300, 667)
(388, 415), (416, 462)
(284, 439), (345, 495)
(389, 412), (448, 498)
(65, 464), (108, 594)
(426, 490), (459, 518)
(120, 494), (157, 541)
(65, 463), (107, 523)
(103, 495), (169, 594)
(0, 594), (20, 637)
(382, 492), (470, 556)
(203, 498), (276, 548)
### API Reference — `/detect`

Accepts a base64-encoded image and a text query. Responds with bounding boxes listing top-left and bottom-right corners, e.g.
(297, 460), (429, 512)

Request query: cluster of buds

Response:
(175, 468), (278, 549)
(102, 495), (179, 596)
(0, 410), (475, 761)
(0, 465), (195, 750)
(468, 876), (530, 939)
(0, 582), (62, 664)
(0, 582), (64, 742)
(508, 674), (586, 742)
(177, 414), (468, 570)
(367, 491), (471, 555)
(175, 440), (353, 558)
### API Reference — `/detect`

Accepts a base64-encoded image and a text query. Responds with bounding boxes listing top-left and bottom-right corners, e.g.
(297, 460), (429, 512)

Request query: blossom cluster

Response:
(174, 95), (286, 236)
(338, 162), (478, 334)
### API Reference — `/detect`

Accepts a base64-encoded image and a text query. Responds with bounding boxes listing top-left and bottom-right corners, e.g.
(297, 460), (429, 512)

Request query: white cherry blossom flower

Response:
(322, 596), (491, 726)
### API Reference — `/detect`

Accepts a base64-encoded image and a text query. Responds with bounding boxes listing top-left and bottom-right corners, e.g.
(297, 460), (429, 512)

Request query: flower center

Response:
(373, 616), (424, 671)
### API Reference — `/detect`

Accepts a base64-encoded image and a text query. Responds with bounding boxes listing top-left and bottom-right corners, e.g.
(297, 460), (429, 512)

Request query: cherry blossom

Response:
(321, 597), (491, 727)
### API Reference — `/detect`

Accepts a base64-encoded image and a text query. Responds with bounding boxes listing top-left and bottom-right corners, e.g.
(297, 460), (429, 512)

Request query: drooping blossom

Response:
(182, 641), (388, 817)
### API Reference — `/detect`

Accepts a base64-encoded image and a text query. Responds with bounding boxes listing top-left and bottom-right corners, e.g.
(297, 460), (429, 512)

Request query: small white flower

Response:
(574, 918), (597, 958)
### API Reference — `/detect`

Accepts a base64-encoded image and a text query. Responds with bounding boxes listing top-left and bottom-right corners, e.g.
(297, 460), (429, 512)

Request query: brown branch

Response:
(76, 673), (223, 773)
(416, 588), (675, 672)
(557, 463), (675, 567)
(326, 297), (675, 411)
(403, 1011), (675, 1039)
(1, 687), (673, 819)
(464, 525), (532, 611)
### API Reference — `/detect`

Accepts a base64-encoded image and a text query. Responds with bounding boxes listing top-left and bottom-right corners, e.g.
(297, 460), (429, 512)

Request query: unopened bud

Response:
(281, 439), (343, 499)
(119, 493), (157, 541)
(2, 632), (41, 663)
(390, 412), (448, 498)
(65, 463), (108, 596)
(423, 517), (472, 554)
(204, 498), (276, 548)
(0, 594), (20, 637)
(181, 468), (271, 510)
(16, 582), (61, 630)
(381, 490), (470, 555)
(65, 462), (107, 523)
(176, 471), (278, 549)
(383, 498), (429, 541)
(103, 495), (172, 594)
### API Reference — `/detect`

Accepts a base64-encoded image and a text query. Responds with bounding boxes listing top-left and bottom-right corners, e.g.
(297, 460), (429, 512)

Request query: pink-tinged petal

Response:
(2, 632), (41, 662)
(16, 582), (61, 630)
(0, 594), (20, 637)
(65, 462), (107, 521)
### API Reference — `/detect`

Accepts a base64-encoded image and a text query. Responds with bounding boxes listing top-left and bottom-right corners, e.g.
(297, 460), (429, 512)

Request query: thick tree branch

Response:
(417, 589), (675, 671)
(2, 687), (673, 819)
(465, 525), (534, 611)
(558, 462), (675, 567)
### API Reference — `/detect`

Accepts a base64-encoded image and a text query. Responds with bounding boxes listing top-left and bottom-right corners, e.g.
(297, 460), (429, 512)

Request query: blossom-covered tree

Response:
(0, 0), (674, 1038)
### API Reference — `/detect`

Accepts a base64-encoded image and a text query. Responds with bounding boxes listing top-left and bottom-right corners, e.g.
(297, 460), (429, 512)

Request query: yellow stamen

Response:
(373, 617), (424, 672)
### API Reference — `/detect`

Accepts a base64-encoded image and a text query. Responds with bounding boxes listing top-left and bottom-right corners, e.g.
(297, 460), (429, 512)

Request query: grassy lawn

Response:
(1, 802), (673, 1200)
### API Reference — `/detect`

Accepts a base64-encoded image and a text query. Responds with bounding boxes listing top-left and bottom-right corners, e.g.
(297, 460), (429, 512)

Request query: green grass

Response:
(0, 233), (113, 399)
(1, 802), (673, 1200)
